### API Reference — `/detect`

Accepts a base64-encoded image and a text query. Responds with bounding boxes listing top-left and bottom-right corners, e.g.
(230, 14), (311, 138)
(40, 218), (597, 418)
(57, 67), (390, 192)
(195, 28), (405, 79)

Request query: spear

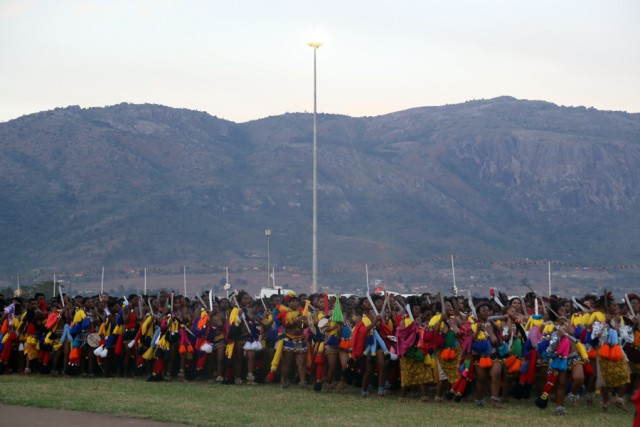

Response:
(365, 264), (370, 295)
(625, 294), (636, 317)
(147, 297), (154, 317)
(380, 292), (390, 319)
(100, 267), (104, 294)
(572, 296), (587, 312)
(366, 294), (380, 317)
(195, 294), (208, 311)
(450, 254), (458, 296)
(143, 268), (147, 295)
(405, 303), (414, 322)
(230, 291), (251, 334)
(467, 290), (477, 320)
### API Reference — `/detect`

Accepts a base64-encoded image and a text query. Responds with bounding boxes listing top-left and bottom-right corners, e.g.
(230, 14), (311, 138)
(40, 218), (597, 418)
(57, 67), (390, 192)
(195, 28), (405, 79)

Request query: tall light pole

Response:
(307, 40), (321, 294)
(265, 228), (272, 288)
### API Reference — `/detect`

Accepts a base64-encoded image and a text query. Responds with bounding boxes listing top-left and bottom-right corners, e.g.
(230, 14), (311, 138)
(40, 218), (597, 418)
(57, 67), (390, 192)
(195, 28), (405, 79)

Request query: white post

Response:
(101, 266), (105, 294)
(53, 273), (56, 298)
(144, 268), (147, 295)
(307, 41), (322, 294)
(183, 265), (187, 297)
(548, 261), (551, 297)
(265, 228), (272, 289)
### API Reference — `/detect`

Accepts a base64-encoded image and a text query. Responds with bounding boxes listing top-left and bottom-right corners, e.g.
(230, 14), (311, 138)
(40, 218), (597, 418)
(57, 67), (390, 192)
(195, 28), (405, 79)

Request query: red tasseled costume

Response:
(351, 322), (367, 359)
(519, 350), (537, 385)
(314, 354), (324, 382)
(0, 332), (16, 363)
(114, 334), (124, 356)
(153, 358), (164, 376)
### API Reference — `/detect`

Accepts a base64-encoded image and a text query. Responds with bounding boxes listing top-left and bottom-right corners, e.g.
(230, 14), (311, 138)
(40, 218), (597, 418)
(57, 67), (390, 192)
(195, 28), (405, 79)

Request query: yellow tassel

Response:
(588, 311), (605, 325)
(44, 332), (54, 345)
(142, 347), (154, 360)
(141, 316), (154, 336)
(72, 308), (86, 324)
(576, 342), (588, 360)
(271, 339), (284, 372)
(225, 342), (235, 359)
(428, 314), (442, 328)
(302, 300), (311, 317)
(229, 308), (240, 326)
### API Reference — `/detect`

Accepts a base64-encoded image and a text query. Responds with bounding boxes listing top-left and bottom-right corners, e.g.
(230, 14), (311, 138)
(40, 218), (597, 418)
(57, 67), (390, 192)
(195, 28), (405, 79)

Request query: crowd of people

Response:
(1, 287), (639, 417)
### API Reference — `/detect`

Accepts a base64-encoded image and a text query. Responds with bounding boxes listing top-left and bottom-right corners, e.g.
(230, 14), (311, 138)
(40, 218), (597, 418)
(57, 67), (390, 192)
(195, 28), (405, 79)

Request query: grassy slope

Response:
(0, 376), (633, 426)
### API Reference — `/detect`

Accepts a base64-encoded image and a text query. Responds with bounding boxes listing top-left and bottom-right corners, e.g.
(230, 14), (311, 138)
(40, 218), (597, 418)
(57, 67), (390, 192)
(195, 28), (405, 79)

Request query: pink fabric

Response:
(529, 326), (542, 347)
(395, 321), (418, 357)
(557, 336), (570, 357)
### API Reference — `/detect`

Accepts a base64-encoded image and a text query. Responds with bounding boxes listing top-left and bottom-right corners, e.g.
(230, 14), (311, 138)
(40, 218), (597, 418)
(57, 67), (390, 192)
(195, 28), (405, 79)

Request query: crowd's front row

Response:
(1, 288), (639, 416)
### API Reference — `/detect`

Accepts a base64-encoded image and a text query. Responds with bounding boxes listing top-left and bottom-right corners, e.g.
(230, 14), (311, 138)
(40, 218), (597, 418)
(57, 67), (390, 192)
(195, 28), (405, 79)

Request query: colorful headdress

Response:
(283, 291), (296, 303)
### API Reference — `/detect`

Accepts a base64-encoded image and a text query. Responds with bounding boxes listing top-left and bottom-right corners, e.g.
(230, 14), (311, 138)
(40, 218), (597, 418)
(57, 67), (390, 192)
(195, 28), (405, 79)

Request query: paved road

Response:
(0, 404), (191, 427)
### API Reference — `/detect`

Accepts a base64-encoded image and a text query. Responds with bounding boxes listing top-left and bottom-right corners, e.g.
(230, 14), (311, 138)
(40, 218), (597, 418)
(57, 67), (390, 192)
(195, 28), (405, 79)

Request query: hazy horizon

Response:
(1, 1), (638, 124)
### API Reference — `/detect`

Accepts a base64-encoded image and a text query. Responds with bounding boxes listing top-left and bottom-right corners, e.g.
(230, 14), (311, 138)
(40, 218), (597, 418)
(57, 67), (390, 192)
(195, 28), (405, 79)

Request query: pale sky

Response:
(1, 0), (638, 124)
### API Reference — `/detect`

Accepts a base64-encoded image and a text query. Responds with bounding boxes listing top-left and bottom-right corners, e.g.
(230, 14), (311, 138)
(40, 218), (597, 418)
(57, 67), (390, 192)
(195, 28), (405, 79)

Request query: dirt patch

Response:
(0, 404), (190, 427)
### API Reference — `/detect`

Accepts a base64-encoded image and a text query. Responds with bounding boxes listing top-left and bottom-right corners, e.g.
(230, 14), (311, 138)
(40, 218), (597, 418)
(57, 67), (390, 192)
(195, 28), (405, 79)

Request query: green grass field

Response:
(0, 375), (633, 426)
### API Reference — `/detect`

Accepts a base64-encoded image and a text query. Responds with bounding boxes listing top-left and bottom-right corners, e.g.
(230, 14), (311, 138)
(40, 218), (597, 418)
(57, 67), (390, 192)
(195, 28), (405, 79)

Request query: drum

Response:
(87, 333), (101, 348)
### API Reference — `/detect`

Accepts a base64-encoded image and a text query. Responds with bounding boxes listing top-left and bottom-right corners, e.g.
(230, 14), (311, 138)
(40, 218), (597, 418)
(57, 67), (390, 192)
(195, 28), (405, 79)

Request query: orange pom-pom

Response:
(440, 348), (454, 360)
(587, 348), (597, 359)
(479, 356), (492, 369)
(598, 344), (611, 359)
(339, 338), (351, 350)
(179, 344), (187, 354)
(504, 355), (517, 370)
(509, 359), (523, 374)
(609, 345), (623, 362)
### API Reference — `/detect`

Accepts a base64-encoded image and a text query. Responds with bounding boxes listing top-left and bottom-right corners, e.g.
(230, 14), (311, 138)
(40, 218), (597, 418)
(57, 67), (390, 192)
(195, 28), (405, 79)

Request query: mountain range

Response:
(1, 97), (639, 290)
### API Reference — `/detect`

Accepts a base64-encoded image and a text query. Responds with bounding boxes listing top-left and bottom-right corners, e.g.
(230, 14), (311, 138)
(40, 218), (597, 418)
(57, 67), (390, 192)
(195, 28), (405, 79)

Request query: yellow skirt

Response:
(598, 355), (630, 389)
(436, 346), (461, 383)
(400, 356), (434, 387)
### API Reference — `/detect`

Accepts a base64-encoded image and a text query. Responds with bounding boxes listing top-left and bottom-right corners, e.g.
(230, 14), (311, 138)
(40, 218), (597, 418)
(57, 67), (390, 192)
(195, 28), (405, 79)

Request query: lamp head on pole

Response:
(306, 41), (322, 49)
(265, 228), (271, 237)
